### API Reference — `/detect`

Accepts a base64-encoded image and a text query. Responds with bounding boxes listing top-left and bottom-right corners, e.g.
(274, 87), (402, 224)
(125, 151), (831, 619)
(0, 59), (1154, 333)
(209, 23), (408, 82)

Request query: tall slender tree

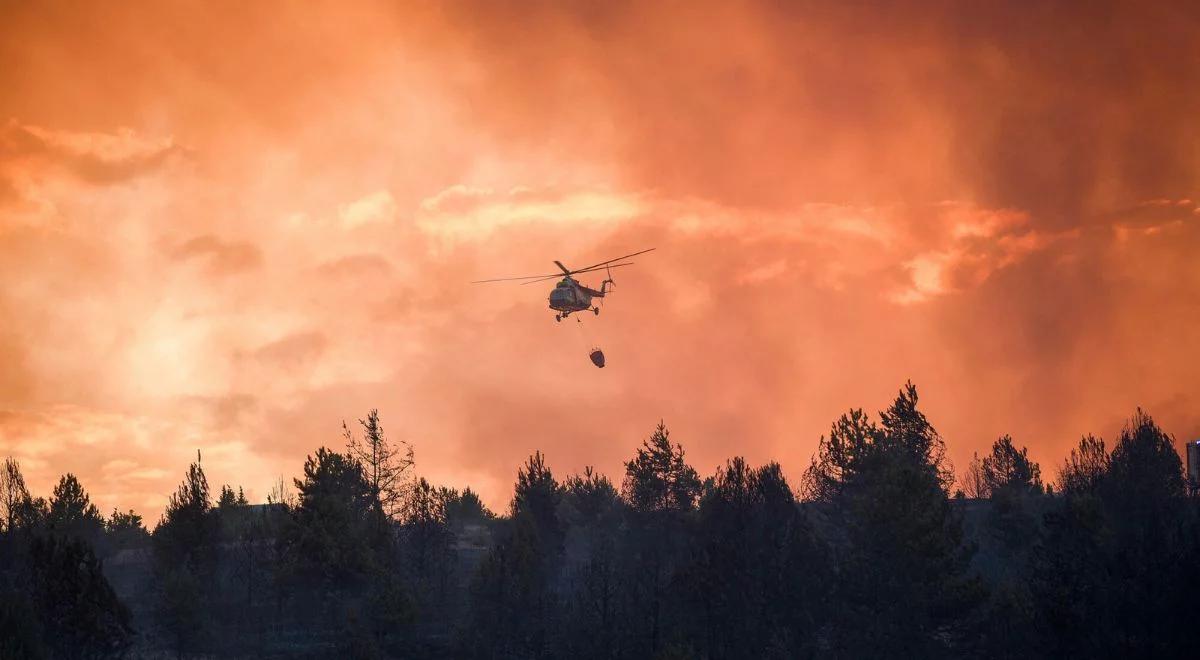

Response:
(467, 452), (564, 659)
(2, 457), (44, 533)
(153, 455), (217, 656)
(973, 435), (1045, 659)
(344, 409), (414, 521)
(983, 435), (1045, 556)
(961, 451), (988, 499)
(620, 423), (702, 657)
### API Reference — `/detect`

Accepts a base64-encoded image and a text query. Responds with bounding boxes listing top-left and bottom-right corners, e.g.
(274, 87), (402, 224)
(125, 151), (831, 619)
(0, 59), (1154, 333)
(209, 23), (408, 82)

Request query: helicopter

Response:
(471, 248), (655, 321)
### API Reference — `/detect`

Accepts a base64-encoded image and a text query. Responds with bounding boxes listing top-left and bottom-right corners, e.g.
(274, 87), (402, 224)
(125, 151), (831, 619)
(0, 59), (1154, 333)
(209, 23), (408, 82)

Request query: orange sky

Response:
(2, 1), (1198, 520)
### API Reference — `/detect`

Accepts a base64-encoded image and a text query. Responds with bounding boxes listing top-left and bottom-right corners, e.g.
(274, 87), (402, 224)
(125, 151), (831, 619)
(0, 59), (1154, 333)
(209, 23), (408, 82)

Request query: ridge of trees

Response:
(1, 385), (1198, 658)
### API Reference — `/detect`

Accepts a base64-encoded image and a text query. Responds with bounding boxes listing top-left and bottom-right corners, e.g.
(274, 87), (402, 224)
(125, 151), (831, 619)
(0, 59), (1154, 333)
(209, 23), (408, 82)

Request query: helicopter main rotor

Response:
(469, 248), (655, 285)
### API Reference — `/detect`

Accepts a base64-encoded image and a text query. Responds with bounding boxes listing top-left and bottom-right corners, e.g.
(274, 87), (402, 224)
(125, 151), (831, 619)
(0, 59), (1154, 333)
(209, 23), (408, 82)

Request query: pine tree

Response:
(400, 477), (453, 620)
(106, 509), (146, 536)
(2, 457), (44, 533)
(1032, 410), (1198, 656)
(153, 456), (218, 656)
(29, 534), (133, 658)
(621, 422), (700, 515)
(974, 435), (1045, 659)
(512, 451), (564, 554)
(983, 435), (1045, 557)
(982, 435), (1043, 495)
(1099, 409), (1191, 654)
(47, 473), (105, 541)
(1057, 434), (1108, 496)
(466, 452), (566, 658)
(620, 422), (702, 656)
(562, 467), (620, 525)
(344, 409), (414, 521)
(288, 447), (384, 585)
(156, 457), (215, 565)
(467, 512), (548, 658)
(443, 486), (496, 527)
(805, 382), (982, 657)
(217, 484), (249, 510)
(1031, 433), (1112, 658)
(558, 467), (625, 659)
(687, 458), (829, 659)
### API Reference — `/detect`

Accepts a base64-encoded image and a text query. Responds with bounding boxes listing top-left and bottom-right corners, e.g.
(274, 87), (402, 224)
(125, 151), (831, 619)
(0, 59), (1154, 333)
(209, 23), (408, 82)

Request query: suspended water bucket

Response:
(589, 348), (606, 368)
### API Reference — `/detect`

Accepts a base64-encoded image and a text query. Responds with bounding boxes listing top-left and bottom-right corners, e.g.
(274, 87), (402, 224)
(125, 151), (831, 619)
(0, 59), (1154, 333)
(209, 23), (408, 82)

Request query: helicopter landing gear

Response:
(592, 307), (600, 315)
(555, 314), (561, 322)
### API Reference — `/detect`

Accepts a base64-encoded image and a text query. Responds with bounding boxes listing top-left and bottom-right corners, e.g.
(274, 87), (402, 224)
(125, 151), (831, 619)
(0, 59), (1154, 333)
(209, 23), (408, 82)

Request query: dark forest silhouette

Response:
(2, 384), (1198, 658)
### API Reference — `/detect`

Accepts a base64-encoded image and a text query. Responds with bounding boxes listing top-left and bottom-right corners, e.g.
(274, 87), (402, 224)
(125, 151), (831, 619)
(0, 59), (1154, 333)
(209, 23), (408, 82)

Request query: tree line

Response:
(1, 385), (1198, 658)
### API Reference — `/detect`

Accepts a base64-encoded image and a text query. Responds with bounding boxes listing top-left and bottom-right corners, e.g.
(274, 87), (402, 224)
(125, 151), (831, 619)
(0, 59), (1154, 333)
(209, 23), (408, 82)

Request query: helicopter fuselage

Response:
(549, 277), (606, 320)
(470, 247), (652, 322)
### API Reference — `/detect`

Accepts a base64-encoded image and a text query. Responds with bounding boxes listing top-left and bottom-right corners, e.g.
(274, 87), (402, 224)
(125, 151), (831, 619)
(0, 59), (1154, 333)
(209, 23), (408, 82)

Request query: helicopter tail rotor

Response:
(600, 263), (617, 295)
